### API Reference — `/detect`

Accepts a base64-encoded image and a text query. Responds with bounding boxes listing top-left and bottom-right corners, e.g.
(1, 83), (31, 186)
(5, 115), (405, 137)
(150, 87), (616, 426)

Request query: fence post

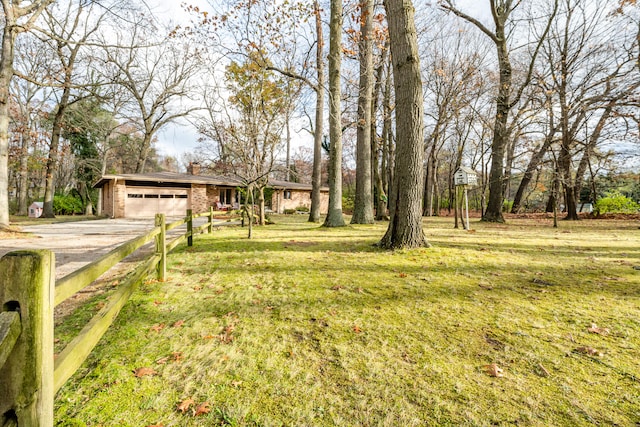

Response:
(155, 214), (166, 281)
(208, 206), (213, 234)
(187, 209), (193, 247)
(0, 250), (55, 427)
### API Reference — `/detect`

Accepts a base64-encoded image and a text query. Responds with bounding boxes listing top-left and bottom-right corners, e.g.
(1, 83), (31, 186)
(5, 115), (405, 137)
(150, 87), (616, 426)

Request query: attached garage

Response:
(124, 187), (189, 218)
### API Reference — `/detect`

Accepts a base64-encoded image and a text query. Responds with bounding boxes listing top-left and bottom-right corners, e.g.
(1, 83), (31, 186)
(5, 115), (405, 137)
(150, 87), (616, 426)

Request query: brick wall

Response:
(114, 181), (126, 218)
(101, 181), (114, 217)
(272, 190), (329, 214)
(206, 185), (218, 206)
(190, 184), (209, 214)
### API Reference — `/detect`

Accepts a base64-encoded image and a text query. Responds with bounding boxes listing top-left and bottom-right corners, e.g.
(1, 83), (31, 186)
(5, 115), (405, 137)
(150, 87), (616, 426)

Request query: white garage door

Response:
(125, 188), (189, 218)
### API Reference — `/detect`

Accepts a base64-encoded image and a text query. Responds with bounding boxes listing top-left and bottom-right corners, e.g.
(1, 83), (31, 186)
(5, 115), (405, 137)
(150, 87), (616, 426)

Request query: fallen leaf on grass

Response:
(173, 352), (183, 362)
(231, 380), (242, 387)
(219, 325), (235, 343)
(153, 300), (164, 306)
(574, 346), (603, 357)
(146, 423), (164, 427)
(172, 319), (185, 328)
(133, 367), (157, 377)
(193, 285), (202, 291)
(194, 402), (211, 416)
(177, 398), (194, 413)
(202, 334), (215, 340)
(155, 356), (169, 365)
(331, 285), (345, 291)
(353, 325), (362, 333)
(150, 324), (165, 333)
(587, 323), (609, 336)
(94, 302), (105, 311)
(484, 363), (504, 377)
(398, 273), (408, 278)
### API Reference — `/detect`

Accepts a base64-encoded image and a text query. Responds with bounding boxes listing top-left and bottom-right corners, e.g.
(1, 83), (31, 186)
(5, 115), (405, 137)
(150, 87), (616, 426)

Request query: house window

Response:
(220, 188), (233, 204)
(160, 194), (174, 199)
(128, 194), (143, 198)
(144, 194), (159, 199)
(284, 190), (292, 200)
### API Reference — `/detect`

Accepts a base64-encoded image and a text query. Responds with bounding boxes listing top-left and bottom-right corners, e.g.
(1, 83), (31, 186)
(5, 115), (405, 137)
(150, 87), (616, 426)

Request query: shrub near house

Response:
(595, 191), (640, 215)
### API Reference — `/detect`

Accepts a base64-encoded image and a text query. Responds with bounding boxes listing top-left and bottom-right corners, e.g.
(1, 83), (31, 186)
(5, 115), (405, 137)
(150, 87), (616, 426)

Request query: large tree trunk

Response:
(309, 0), (324, 223)
(379, 0), (428, 249)
(372, 43), (389, 221)
(17, 131), (30, 216)
(483, 32), (511, 223)
(351, 0), (375, 224)
(323, 0), (346, 227)
(0, 18), (17, 228)
(381, 61), (392, 206)
(42, 95), (70, 218)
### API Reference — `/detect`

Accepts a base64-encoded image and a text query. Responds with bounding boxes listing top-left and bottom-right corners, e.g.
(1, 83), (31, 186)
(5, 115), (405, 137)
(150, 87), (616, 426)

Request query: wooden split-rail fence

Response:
(0, 209), (220, 426)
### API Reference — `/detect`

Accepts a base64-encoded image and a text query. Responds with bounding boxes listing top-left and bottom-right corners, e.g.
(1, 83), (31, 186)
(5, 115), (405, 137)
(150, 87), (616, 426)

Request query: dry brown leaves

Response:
(133, 367), (157, 378)
(177, 399), (211, 417)
(587, 323), (610, 335)
(484, 363), (504, 377)
(150, 323), (165, 333)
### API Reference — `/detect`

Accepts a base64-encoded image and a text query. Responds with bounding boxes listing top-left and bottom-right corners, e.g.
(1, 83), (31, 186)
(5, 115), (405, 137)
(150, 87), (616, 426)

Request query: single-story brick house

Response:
(93, 165), (328, 218)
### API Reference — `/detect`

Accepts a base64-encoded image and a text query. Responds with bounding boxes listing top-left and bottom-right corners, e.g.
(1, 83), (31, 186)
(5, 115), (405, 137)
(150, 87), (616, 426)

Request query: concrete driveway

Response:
(0, 218), (203, 279)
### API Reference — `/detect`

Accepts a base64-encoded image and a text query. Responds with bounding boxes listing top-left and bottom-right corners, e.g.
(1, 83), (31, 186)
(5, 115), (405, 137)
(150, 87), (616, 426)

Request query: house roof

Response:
(93, 173), (328, 192)
(93, 172), (243, 188)
(30, 202), (44, 208)
(269, 179), (328, 192)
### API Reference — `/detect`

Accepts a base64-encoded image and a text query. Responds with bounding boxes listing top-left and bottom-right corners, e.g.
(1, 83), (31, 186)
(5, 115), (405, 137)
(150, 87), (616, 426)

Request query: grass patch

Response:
(54, 215), (640, 426)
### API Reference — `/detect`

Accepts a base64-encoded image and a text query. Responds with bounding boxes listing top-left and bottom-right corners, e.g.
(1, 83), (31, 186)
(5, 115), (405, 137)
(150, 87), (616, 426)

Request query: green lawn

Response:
(54, 215), (640, 426)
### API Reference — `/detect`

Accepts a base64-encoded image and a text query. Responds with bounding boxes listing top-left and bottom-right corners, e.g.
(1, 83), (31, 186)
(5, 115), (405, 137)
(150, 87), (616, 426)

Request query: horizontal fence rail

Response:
(0, 208), (228, 426)
(55, 228), (161, 307)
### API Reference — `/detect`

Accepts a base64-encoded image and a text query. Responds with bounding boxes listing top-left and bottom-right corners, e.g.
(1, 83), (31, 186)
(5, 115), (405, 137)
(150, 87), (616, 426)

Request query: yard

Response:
(53, 215), (640, 426)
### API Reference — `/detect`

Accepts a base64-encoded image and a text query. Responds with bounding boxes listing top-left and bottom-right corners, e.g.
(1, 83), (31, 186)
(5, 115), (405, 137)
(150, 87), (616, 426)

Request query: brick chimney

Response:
(187, 162), (201, 175)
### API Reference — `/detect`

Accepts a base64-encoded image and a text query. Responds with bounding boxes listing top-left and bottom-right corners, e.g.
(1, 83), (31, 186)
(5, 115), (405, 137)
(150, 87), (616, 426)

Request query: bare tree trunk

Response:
(135, 132), (153, 173)
(17, 132), (30, 215)
(574, 105), (612, 202)
(379, 0), (428, 249)
(352, 0), (375, 224)
(258, 185), (266, 225)
(323, 0), (346, 227)
(0, 0), (53, 228)
(0, 15), (17, 228)
(42, 96), (70, 218)
(309, 0), (324, 223)
(285, 111), (291, 181)
(372, 45), (389, 221)
(511, 130), (554, 213)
